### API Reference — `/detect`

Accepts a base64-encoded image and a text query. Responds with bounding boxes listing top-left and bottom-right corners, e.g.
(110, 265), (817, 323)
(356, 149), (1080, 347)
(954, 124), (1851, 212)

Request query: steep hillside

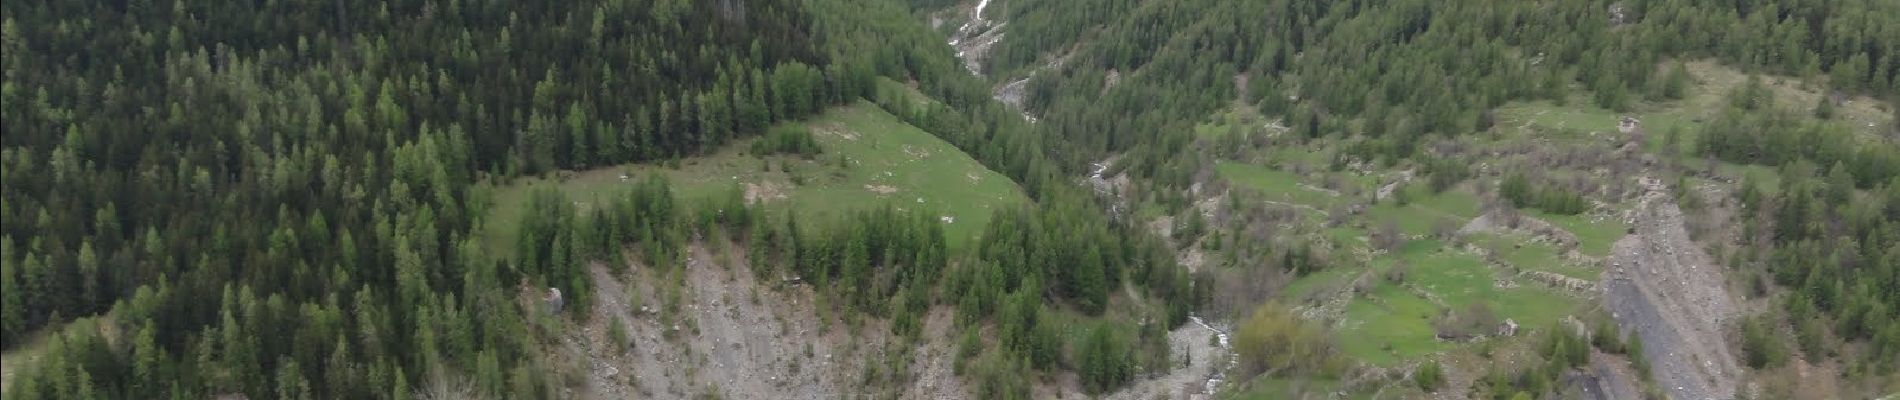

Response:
(5, 0), (1899, 397)
(0, 0), (1199, 397)
(909, 0), (1900, 396)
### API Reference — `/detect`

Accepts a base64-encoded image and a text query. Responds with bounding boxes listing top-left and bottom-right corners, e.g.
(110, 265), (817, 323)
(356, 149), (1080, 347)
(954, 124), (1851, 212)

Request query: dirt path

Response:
(1601, 176), (1740, 400)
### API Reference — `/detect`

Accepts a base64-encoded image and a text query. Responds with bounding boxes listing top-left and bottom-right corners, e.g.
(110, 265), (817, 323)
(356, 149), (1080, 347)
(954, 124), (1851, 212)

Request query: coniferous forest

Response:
(1, 0), (1192, 397)
(4, 0), (1900, 398)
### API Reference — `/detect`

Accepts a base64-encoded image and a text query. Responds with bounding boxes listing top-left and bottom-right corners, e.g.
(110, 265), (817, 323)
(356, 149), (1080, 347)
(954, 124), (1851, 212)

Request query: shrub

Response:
(1078, 324), (1133, 394)
(1234, 301), (1340, 378)
(608, 317), (630, 353)
(750, 126), (821, 156)
(1415, 361), (1444, 392)
(1741, 316), (1787, 368)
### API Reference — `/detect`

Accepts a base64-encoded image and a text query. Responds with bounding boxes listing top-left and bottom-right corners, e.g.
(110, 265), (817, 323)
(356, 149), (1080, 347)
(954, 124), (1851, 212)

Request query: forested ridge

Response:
(0, 0), (840, 396)
(6, 0), (1900, 397)
(975, 0), (1899, 208)
(0, 0), (1205, 397)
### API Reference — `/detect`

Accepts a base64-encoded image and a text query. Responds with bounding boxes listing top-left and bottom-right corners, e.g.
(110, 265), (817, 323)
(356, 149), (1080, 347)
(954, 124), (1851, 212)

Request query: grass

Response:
(1280, 264), (1359, 304)
(481, 101), (1025, 255)
(1194, 105), (1271, 140)
(772, 102), (1024, 243)
(1235, 59), (1891, 374)
(1363, 195), (1476, 237)
(1469, 233), (1599, 280)
(1400, 246), (1493, 310)
(1526, 210), (1625, 257)
(1325, 232), (1584, 367)
(1225, 376), (1383, 400)
(1498, 60), (1892, 158)
(1407, 187), (1482, 218)
(1217, 161), (1346, 210)
(1217, 149), (1596, 371)
(1489, 286), (1577, 328)
(1338, 283), (1445, 365)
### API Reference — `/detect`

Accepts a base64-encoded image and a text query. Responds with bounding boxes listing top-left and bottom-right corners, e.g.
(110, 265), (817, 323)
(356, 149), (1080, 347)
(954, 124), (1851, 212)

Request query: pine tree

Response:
(132, 321), (163, 396)
(1, 240), (21, 343)
(1662, 62), (1691, 100)
(392, 367), (412, 400)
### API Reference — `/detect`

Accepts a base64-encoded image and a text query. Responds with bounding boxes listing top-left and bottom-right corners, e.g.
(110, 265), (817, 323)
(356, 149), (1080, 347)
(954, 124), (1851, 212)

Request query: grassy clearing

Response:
(1280, 265), (1359, 303)
(481, 101), (1025, 255)
(1680, 61), (1891, 137)
(1402, 248), (1493, 310)
(1489, 286), (1577, 328)
(1363, 191), (1477, 237)
(1325, 233), (1583, 367)
(1339, 283), (1445, 365)
(1469, 233), (1599, 280)
(1194, 105), (1271, 140)
(1408, 187), (1482, 218)
(777, 103), (1024, 239)
(1225, 376), (1382, 400)
(1327, 227), (1370, 252)
(1527, 211), (1624, 257)
(1217, 161), (1347, 210)
(1498, 60), (1892, 158)
(1263, 145), (1337, 171)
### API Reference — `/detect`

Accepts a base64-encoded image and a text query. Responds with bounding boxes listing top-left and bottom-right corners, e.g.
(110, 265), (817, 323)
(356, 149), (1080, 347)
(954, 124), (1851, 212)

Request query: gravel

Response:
(1601, 177), (1740, 400)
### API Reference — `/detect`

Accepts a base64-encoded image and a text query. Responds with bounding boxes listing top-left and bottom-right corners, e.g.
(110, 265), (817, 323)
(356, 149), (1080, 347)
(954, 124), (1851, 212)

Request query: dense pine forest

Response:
(0, 0), (1202, 397)
(0, 0), (831, 396)
(4, 0), (1900, 398)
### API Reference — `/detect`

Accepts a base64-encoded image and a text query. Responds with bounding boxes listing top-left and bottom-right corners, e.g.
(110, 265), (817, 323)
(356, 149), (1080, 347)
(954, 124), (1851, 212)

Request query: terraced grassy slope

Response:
(1218, 160), (1599, 367)
(1201, 60), (1900, 399)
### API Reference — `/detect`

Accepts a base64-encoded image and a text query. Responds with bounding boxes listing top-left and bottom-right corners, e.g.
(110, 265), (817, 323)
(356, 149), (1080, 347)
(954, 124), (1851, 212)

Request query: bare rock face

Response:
(1601, 177), (1740, 400)
(567, 245), (970, 400)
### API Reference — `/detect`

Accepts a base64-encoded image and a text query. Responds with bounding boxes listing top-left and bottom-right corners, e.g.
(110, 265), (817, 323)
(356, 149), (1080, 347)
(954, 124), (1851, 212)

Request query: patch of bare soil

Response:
(1564, 351), (1647, 400)
(1602, 176), (1741, 400)
(864, 184), (900, 195)
(996, 76), (1031, 110)
(563, 244), (968, 399)
(813, 125), (858, 141)
(1520, 270), (1596, 293)
(745, 181), (789, 205)
(901, 144), (933, 159)
(898, 308), (971, 400)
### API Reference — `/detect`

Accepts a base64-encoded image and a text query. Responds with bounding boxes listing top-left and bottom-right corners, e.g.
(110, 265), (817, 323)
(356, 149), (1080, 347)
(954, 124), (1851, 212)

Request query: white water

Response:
(946, 0), (1006, 75)
(949, 0), (994, 46)
(1187, 315), (1235, 395)
(1086, 161), (1116, 200)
